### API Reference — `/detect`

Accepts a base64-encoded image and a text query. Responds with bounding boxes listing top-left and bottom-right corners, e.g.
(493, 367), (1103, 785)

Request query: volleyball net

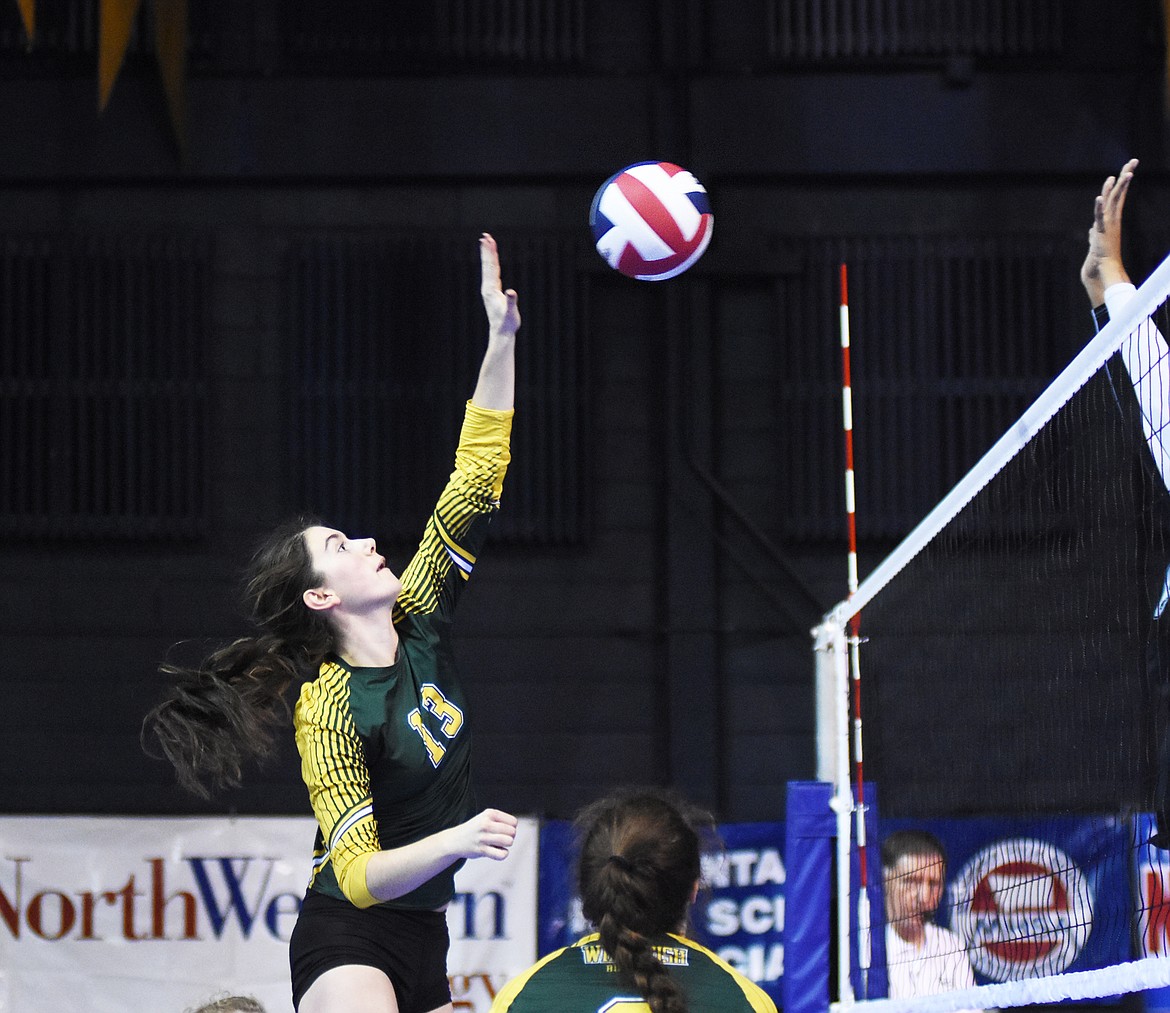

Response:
(814, 251), (1170, 1012)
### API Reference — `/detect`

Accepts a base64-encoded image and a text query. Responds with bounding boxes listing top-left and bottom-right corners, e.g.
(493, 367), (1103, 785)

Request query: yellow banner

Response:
(98, 0), (143, 111)
(15, 0), (33, 43)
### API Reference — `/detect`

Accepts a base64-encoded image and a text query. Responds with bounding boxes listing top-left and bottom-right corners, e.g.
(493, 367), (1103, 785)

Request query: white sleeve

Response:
(1105, 282), (1170, 492)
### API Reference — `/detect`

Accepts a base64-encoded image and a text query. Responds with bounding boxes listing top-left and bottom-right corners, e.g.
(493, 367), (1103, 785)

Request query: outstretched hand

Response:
(1081, 157), (1137, 305)
(455, 807), (518, 862)
(480, 233), (521, 338)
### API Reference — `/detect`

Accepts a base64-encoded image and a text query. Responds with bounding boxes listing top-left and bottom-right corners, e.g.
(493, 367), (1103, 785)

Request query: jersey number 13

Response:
(407, 684), (464, 767)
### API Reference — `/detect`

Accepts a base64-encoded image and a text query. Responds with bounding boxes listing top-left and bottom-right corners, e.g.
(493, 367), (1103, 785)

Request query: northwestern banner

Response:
(537, 819), (785, 1005)
(0, 815), (538, 1013)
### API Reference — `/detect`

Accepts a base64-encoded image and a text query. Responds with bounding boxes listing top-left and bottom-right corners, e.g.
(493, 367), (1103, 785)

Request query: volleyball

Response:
(589, 161), (713, 281)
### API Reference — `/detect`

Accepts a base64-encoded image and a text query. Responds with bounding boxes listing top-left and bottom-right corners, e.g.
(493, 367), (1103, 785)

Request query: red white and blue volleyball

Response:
(589, 161), (713, 281)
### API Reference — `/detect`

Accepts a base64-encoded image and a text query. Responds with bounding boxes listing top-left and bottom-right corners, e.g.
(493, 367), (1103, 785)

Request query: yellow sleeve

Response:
(457, 401), (514, 503)
(294, 662), (381, 909)
(488, 947), (567, 1013)
(396, 402), (513, 616)
(670, 934), (779, 1013)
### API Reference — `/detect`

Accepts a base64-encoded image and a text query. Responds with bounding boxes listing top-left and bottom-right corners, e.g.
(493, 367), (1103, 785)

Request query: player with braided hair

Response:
(490, 788), (776, 1013)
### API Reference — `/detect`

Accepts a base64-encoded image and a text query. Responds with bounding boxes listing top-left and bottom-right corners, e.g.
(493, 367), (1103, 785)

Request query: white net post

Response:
(810, 250), (1170, 1013)
(815, 618), (847, 785)
(815, 617), (857, 1008)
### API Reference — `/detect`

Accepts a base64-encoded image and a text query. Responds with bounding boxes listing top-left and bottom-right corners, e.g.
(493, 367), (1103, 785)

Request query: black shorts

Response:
(289, 890), (452, 1012)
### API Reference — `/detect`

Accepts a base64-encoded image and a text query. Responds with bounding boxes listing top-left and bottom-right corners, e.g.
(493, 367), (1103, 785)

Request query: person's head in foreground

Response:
(490, 787), (778, 1013)
(187, 994), (266, 1013)
(577, 788), (708, 998)
(580, 790), (706, 963)
(881, 828), (948, 943)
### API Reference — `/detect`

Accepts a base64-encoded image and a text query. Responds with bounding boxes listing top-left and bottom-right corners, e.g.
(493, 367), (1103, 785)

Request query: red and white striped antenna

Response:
(840, 262), (871, 994)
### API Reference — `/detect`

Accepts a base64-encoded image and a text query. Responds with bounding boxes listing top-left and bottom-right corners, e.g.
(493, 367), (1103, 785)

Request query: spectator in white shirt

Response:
(882, 830), (977, 1002)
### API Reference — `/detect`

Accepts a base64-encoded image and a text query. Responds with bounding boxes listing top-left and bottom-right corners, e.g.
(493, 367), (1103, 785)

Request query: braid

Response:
(598, 906), (687, 1013)
(142, 517), (335, 798)
(577, 789), (715, 1013)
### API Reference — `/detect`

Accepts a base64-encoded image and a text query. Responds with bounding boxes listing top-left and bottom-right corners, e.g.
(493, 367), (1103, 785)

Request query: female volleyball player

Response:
(1080, 158), (1170, 848)
(490, 789), (777, 1013)
(144, 233), (521, 1013)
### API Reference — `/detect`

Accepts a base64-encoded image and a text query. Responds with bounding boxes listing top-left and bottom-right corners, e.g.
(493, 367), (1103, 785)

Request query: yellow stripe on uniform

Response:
(434, 510), (476, 578)
(663, 933), (776, 1013)
(488, 945), (569, 1012)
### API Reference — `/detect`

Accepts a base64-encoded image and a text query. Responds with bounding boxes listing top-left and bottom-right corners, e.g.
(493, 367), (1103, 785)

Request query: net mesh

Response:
(825, 258), (1170, 1011)
(861, 349), (1166, 817)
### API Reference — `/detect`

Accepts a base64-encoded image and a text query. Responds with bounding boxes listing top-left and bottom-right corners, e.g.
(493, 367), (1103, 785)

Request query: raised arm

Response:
(1080, 159), (1170, 496)
(471, 232), (521, 411)
(1081, 157), (1137, 309)
(393, 233), (518, 617)
(365, 236), (522, 901)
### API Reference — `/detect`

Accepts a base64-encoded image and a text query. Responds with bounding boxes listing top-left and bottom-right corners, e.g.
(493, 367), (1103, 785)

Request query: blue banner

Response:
(1132, 814), (1170, 1010)
(537, 819), (786, 1005)
(536, 818), (579, 957)
(537, 808), (1135, 1012)
(878, 815), (1131, 996)
(689, 821), (786, 1003)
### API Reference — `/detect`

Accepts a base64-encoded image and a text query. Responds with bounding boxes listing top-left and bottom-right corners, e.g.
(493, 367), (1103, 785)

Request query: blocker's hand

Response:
(480, 233), (521, 338)
(1081, 157), (1137, 305)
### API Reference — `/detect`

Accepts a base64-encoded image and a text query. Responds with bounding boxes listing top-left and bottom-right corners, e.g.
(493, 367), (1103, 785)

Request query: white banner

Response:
(447, 815), (538, 1010)
(0, 815), (538, 1013)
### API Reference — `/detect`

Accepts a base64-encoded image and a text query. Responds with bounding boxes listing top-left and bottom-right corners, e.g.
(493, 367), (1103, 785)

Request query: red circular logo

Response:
(951, 839), (1092, 981)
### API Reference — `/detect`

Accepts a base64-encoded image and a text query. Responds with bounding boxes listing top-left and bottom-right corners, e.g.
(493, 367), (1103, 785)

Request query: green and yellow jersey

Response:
(490, 932), (778, 1013)
(293, 401), (513, 910)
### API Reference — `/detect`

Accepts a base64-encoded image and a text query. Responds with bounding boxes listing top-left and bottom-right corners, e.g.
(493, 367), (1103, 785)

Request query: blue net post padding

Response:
(785, 781), (838, 1013)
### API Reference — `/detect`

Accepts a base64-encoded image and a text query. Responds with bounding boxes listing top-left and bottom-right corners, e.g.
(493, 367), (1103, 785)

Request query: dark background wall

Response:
(2, 0), (1168, 823)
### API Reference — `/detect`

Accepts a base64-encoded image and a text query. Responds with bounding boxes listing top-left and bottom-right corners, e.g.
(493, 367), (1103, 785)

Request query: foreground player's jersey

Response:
(490, 932), (778, 1013)
(293, 402), (512, 910)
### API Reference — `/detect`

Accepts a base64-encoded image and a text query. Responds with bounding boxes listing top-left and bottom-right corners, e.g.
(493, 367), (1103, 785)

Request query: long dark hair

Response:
(142, 516), (337, 798)
(575, 788), (715, 1013)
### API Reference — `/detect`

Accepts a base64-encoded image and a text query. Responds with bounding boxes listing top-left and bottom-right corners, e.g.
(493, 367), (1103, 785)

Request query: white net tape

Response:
(835, 955), (1170, 1013)
(828, 249), (1170, 630)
